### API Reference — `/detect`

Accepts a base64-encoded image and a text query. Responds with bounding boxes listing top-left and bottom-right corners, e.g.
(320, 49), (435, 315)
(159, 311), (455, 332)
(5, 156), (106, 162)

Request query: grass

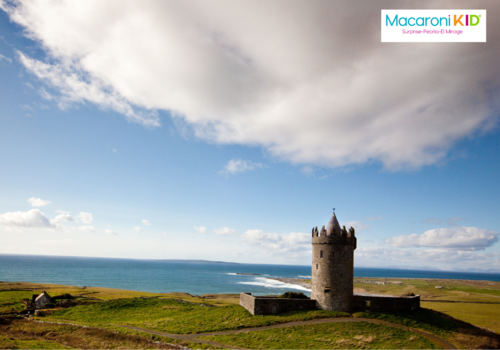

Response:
(47, 297), (349, 334)
(0, 335), (72, 349)
(0, 281), (164, 301)
(0, 291), (36, 313)
(202, 322), (439, 349)
(421, 301), (500, 334)
(3, 280), (500, 349)
(0, 317), (183, 349)
(352, 277), (500, 302)
(354, 308), (500, 349)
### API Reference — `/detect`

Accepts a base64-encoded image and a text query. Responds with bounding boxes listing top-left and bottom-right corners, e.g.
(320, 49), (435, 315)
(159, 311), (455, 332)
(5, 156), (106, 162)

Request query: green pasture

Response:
(203, 322), (438, 349)
(355, 308), (500, 349)
(48, 297), (349, 334)
(422, 301), (500, 334)
(2, 280), (500, 349)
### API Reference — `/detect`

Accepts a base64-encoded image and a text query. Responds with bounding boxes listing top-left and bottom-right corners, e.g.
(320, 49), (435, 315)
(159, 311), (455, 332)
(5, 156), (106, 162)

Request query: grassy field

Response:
(352, 277), (500, 332)
(202, 322), (439, 349)
(354, 308), (500, 349)
(2, 280), (500, 349)
(47, 297), (349, 334)
(421, 301), (500, 334)
(0, 317), (182, 349)
(352, 277), (500, 302)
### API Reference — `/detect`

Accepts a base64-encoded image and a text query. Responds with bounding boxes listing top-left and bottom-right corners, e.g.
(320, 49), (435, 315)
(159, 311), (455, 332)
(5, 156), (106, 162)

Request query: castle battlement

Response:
(240, 210), (420, 315)
(311, 212), (356, 312)
(311, 216), (356, 248)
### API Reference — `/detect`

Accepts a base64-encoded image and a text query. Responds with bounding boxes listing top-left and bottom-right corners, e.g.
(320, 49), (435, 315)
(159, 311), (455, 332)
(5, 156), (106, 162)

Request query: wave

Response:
(238, 277), (311, 292)
(226, 273), (237, 275)
(298, 275), (311, 279)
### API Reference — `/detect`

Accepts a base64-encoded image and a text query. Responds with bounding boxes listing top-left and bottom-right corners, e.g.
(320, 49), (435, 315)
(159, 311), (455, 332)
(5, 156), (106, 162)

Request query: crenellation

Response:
(240, 210), (419, 315)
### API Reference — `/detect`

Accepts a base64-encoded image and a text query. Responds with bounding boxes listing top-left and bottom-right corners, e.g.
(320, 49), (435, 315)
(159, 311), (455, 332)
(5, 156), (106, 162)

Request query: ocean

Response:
(1, 254), (499, 296)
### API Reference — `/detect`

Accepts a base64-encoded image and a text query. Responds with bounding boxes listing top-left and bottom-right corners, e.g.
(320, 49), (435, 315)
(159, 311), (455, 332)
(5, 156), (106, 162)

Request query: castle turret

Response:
(311, 211), (356, 312)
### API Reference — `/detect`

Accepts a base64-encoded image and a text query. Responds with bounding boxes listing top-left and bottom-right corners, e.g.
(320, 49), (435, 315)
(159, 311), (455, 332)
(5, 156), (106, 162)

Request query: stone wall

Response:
(240, 293), (256, 314)
(240, 293), (317, 315)
(351, 294), (420, 312)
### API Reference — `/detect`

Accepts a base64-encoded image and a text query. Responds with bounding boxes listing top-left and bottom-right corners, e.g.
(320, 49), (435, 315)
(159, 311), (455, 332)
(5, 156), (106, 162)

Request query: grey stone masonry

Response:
(34, 291), (52, 308)
(239, 211), (420, 315)
(311, 213), (356, 312)
(351, 294), (420, 312)
(240, 293), (317, 316)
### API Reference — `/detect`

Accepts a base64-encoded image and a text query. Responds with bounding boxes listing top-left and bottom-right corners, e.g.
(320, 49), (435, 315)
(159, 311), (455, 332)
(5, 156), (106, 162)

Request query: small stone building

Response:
(240, 211), (420, 315)
(33, 291), (52, 308)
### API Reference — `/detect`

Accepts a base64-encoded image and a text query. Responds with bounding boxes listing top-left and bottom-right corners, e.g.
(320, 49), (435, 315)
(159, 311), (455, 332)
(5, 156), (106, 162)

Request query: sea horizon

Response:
(2, 254), (500, 297)
(2, 252), (500, 275)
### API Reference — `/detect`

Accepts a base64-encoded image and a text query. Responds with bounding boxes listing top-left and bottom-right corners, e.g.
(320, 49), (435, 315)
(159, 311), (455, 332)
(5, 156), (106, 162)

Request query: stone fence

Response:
(351, 294), (420, 312)
(240, 293), (317, 315)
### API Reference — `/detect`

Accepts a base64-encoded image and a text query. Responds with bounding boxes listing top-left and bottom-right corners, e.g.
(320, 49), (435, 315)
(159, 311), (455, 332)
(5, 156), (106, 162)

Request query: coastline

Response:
(268, 277), (312, 290)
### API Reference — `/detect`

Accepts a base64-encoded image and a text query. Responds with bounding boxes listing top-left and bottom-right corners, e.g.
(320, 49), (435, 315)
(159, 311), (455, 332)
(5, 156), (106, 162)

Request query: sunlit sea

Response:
(1, 254), (499, 296)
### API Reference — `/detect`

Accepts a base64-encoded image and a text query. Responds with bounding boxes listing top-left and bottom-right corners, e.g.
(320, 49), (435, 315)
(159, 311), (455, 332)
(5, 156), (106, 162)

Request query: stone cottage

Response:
(33, 291), (52, 308)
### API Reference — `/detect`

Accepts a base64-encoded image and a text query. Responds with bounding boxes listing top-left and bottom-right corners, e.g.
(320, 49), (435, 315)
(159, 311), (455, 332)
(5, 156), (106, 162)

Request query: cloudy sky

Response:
(0, 0), (499, 272)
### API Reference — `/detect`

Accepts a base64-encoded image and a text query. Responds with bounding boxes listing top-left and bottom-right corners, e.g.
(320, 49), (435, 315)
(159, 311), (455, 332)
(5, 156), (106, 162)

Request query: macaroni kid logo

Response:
(381, 10), (487, 42)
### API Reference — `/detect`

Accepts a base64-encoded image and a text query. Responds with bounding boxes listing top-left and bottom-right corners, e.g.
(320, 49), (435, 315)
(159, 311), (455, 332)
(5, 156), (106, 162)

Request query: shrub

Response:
(278, 292), (309, 299)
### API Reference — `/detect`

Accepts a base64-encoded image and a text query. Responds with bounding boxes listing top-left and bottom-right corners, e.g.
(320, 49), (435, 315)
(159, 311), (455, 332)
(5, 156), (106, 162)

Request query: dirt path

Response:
(115, 317), (457, 350)
(111, 324), (244, 349)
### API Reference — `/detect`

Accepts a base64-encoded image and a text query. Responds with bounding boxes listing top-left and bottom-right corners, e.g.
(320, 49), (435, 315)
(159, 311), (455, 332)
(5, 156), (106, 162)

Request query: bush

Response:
(278, 292), (309, 299)
(53, 293), (74, 300)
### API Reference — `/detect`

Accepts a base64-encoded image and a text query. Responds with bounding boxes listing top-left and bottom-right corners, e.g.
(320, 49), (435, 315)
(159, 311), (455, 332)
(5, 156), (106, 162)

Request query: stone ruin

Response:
(240, 211), (420, 315)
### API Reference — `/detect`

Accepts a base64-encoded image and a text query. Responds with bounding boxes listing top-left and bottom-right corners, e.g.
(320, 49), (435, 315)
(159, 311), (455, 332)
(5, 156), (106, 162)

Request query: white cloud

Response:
(4, 1), (498, 169)
(52, 211), (73, 223)
(0, 53), (12, 63)
(133, 226), (142, 232)
(77, 212), (93, 224)
(355, 246), (500, 272)
(0, 209), (58, 229)
(194, 225), (207, 234)
(344, 220), (369, 234)
(342, 216), (381, 234)
(385, 227), (499, 251)
(242, 229), (310, 257)
(17, 52), (159, 127)
(142, 219), (151, 226)
(300, 166), (315, 177)
(39, 88), (53, 100)
(105, 229), (117, 235)
(78, 225), (97, 233)
(27, 197), (51, 207)
(221, 159), (263, 175)
(214, 227), (236, 235)
(36, 239), (81, 245)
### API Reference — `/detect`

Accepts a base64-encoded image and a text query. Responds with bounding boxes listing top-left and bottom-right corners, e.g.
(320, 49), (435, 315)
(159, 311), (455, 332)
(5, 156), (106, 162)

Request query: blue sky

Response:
(0, 0), (499, 271)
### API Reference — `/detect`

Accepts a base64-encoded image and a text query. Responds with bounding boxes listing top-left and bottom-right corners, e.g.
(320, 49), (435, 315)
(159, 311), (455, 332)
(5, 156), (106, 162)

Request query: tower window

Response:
(320, 250), (323, 259)
(316, 263), (318, 270)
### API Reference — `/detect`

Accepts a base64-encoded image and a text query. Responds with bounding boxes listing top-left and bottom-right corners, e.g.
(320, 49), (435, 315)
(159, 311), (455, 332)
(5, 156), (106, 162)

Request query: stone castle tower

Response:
(311, 212), (356, 312)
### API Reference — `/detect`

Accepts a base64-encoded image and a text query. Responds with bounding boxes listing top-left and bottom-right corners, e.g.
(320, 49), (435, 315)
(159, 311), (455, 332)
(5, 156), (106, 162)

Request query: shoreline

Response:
(267, 277), (312, 290)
